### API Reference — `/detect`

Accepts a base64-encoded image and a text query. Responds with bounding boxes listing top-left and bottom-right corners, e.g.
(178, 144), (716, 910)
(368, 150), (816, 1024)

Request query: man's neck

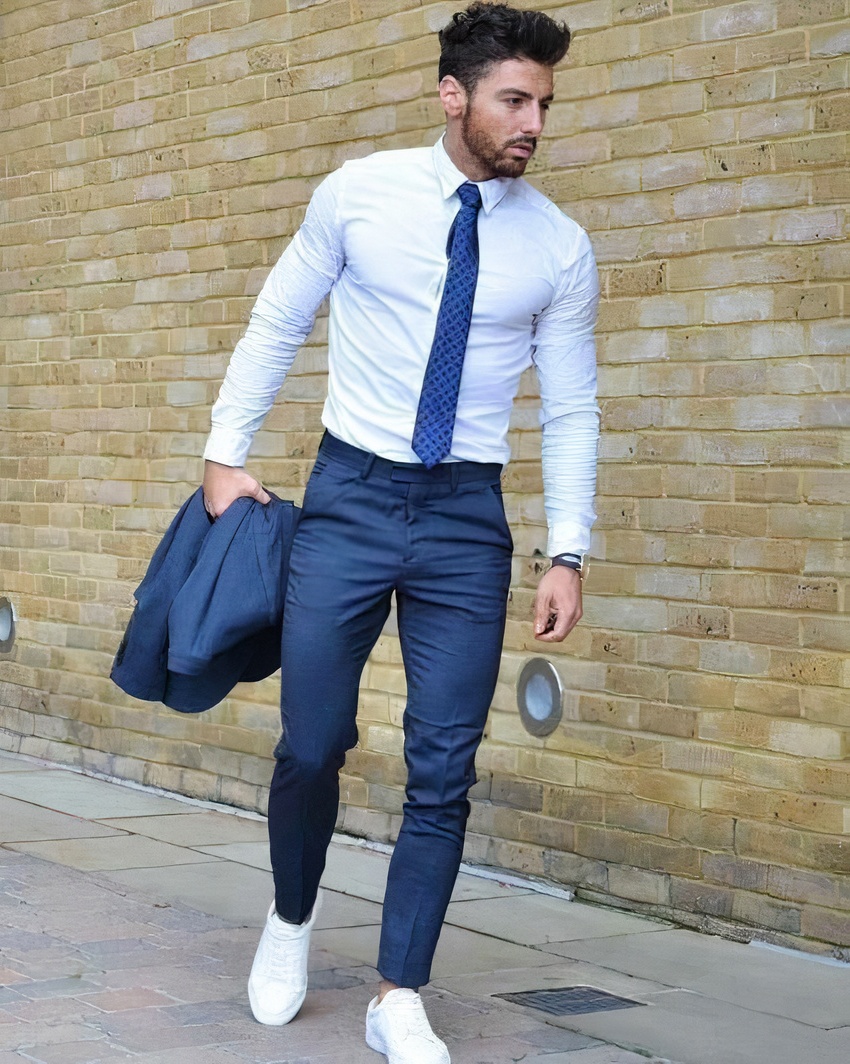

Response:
(442, 128), (495, 183)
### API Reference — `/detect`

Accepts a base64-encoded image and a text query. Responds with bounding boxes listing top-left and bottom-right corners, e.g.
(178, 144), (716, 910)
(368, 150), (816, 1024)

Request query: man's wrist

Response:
(551, 552), (581, 569)
(550, 553), (586, 581)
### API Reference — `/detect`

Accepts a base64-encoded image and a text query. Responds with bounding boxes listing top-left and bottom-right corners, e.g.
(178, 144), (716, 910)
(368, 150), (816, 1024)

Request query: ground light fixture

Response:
(516, 657), (563, 737)
(0, 597), (15, 653)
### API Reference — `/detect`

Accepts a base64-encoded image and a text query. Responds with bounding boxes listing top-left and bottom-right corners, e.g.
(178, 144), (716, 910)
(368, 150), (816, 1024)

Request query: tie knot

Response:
(457, 182), (482, 210)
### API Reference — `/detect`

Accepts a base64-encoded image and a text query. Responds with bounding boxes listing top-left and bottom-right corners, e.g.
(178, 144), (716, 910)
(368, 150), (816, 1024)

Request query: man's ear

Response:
(439, 75), (467, 120)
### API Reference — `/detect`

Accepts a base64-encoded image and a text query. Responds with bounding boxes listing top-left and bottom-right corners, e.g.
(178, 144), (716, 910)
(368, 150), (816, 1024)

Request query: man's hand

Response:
(202, 460), (270, 519)
(533, 565), (582, 642)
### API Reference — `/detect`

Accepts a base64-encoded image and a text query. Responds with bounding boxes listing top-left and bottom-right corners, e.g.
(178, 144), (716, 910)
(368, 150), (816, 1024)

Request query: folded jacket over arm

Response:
(111, 488), (300, 713)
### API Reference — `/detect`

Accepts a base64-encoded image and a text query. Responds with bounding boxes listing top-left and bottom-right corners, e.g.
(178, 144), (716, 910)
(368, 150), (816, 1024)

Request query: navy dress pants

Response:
(267, 432), (512, 989)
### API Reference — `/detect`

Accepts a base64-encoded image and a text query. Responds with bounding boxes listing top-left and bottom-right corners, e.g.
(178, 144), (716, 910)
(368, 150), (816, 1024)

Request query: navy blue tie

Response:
(412, 181), (482, 468)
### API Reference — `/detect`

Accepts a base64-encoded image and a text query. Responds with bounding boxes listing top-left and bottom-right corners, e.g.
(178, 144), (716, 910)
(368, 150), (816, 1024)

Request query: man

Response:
(202, 3), (599, 1061)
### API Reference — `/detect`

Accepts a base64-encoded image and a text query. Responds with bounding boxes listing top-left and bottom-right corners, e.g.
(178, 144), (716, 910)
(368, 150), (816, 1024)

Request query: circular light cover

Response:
(517, 658), (563, 737)
(0, 598), (15, 653)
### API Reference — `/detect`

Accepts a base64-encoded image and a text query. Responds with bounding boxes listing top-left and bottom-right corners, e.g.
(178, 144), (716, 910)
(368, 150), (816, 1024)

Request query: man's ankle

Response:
(274, 908), (304, 926)
(377, 979), (413, 1004)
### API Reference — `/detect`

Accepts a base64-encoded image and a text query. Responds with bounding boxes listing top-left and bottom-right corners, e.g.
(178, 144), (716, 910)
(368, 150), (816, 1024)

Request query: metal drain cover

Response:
(494, 985), (645, 1016)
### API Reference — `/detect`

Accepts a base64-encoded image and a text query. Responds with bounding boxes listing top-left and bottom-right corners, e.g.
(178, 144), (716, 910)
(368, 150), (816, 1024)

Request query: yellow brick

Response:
(777, 0), (845, 28)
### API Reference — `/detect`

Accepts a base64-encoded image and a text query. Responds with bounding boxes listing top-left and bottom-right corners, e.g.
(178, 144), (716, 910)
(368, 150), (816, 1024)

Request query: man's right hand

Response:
(202, 460), (271, 519)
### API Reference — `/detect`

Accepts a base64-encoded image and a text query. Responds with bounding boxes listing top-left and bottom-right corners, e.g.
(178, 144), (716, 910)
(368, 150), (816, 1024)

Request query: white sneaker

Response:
(247, 893), (321, 1025)
(365, 988), (450, 1063)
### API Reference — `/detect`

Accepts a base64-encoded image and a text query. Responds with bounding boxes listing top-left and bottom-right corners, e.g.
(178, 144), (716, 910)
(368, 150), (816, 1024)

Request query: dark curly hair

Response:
(438, 2), (571, 95)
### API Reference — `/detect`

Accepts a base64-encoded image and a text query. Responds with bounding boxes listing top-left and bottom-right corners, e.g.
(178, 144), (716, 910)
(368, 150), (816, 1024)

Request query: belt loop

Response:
(360, 453), (376, 480)
(450, 464), (460, 491)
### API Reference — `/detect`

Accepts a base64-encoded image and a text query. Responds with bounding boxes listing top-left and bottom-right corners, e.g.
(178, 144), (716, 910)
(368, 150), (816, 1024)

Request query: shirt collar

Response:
(432, 133), (513, 214)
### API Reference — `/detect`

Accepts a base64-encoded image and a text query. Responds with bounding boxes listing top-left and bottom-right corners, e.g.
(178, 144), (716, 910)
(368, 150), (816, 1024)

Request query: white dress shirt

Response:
(204, 135), (600, 555)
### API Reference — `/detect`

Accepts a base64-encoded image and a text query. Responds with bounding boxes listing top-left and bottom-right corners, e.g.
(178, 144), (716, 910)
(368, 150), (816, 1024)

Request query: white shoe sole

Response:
(366, 1020), (450, 1063)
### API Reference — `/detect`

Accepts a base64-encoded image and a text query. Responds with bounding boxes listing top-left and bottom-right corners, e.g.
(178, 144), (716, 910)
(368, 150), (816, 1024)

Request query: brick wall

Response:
(1, 0), (848, 954)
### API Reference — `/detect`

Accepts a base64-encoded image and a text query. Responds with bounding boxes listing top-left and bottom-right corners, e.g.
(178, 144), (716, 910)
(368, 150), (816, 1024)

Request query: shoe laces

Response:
(261, 919), (309, 978)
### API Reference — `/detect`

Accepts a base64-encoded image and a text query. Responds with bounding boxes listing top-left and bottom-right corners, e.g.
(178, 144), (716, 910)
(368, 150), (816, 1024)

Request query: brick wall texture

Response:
(1, 0), (849, 954)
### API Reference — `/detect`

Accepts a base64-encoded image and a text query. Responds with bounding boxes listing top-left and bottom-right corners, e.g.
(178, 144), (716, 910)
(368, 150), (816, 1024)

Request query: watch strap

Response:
(551, 552), (582, 572)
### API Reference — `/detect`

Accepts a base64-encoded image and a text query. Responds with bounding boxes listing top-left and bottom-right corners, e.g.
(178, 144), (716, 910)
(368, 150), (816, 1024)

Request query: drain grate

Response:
(494, 985), (646, 1016)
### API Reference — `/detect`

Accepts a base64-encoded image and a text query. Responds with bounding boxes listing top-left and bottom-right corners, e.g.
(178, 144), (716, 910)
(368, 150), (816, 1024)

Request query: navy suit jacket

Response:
(111, 488), (300, 713)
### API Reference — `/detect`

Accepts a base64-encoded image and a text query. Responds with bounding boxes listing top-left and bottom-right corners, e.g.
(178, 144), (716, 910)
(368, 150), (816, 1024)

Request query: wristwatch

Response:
(550, 552), (588, 581)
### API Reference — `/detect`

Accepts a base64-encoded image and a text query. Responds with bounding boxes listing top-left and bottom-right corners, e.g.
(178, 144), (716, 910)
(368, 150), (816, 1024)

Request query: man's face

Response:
(459, 58), (554, 179)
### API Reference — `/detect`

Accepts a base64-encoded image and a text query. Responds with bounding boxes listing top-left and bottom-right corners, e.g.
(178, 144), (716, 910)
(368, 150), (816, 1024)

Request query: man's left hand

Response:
(533, 565), (582, 642)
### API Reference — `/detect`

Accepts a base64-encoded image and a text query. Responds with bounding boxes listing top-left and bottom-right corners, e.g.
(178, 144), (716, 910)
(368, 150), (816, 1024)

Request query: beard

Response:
(460, 108), (536, 179)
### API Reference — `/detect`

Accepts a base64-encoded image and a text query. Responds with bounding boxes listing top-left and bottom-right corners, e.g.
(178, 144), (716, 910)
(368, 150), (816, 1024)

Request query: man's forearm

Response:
(541, 410), (599, 557)
(203, 322), (301, 467)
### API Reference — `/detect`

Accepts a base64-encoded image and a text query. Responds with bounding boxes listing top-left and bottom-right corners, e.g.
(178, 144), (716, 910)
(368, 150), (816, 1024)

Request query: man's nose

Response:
(523, 104), (546, 136)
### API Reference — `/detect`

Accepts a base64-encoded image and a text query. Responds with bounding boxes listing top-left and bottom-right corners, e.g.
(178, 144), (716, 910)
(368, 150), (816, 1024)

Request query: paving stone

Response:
(319, 844), (390, 903)
(541, 928), (850, 1028)
(139, 905), (232, 934)
(12, 1038), (131, 1064)
(74, 938), (159, 957)
(156, 1000), (248, 1026)
(0, 773), (190, 819)
(100, 861), (273, 926)
(445, 893), (670, 947)
(87, 947), (221, 974)
(319, 843), (535, 909)
(431, 958), (672, 1003)
(119, 1050), (244, 1064)
(102, 812), (268, 848)
(106, 1022), (236, 1054)
(423, 987), (543, 1040)
(515, 1025), (602, 1051)
(313, 890), (382, 931)
(6, 836), (218, 873)
(0, 930), (62, 952)
(6, 882), (138, 918)
(9, 977), (103, 1000)
(80, 989), (178, 1012)
(310, 954), (380, 981)
(311, 921), (558, 978)
(533, 1050), (671, 1064)
(0, 996), (103, 1024)
(449, 870), (534, 902)
(451, 1033), (573, 1062)
(94, 965), (244, 1004)
(191, 841), (272, 871)
(0, 1021), (106, 1053)
(543, 989), (850, 1064)
(0, 953), (96, 982)
(0, 753), (42, 773)
(0, 796), (123, 844)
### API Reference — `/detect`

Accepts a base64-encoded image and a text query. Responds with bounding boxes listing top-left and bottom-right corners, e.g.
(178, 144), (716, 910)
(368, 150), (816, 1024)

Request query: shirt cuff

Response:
(548, 520), (592, 558)
(203, 426), (254, 467)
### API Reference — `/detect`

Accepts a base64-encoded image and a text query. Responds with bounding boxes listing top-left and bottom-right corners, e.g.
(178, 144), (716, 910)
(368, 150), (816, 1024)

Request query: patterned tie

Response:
(412, 181), (483, 468)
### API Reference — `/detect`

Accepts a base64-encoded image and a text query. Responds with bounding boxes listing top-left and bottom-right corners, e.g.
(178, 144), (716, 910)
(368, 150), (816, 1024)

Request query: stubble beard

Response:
(461, 108), (536, 179)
